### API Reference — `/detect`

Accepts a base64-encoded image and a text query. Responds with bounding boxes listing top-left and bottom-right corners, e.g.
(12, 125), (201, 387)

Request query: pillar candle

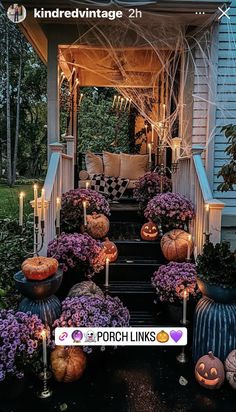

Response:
(56, 197), (61, 229)
(41, 188), (45, 221)
(148, 143), (152, 163)
(105, 258), (110, 287)
(205, 203), (210, 234)
(33, 184), (38, 218)
(19, 192), (24, 226)
(182, 289), (188, 325)
(83, 200), (87, 226)
(187, 234), (191, 260)
(41, 330), (47, 368)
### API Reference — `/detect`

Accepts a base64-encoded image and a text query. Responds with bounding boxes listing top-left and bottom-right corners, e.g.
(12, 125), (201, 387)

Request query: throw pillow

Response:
(85, 152), (103, 176)
(103, 151), (120, 177)
(120, 153), (149, 180)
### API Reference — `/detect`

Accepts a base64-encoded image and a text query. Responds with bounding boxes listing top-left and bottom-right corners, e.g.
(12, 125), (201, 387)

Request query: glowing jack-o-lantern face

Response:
(141, 221), (158, 241)
(195, 352), (225, 390)
(102, 238), (118, 263)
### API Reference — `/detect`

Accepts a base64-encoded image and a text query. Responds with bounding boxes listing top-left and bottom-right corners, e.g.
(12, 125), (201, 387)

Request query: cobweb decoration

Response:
(59, 3), (236, 157)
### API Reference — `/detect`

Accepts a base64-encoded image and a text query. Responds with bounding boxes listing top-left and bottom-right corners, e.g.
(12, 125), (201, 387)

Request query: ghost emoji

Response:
(85, 330), (97, 342)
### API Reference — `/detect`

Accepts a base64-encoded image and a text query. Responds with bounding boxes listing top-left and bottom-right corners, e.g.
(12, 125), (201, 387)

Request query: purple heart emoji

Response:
(170, 330), (183, 343)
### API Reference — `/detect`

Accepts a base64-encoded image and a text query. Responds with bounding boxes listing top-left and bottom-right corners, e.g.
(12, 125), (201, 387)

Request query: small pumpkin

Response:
(195, 352), (225, 389)
(51, 346), (87, 383)
(83, 212), (110, 239)
(225, 350), (236, 389)
(21, 256), (58, 281)
(161, 229), (193, 262)
(141, 221), (158, 241)
(156, 330), (169, 343)
(102, 237), (118, 262)
(68, 280), (104, 298)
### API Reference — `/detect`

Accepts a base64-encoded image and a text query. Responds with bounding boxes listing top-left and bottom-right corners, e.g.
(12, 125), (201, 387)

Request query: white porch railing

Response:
(172, 145), (224, 255)
(37, 137), (75, 256)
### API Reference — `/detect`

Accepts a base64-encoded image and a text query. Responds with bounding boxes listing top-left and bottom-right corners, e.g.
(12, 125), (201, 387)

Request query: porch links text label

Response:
(34, 8), (124, 21)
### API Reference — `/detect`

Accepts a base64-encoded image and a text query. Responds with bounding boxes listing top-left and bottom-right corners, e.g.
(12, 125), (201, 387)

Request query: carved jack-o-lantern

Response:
(195, 352), (225, 389)
(225, 350), (236, 389)
(102, 238), (118, 263)
(141, 221), (158, 241)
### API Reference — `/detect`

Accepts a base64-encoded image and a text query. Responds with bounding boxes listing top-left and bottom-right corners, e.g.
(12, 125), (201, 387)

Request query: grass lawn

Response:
(0, 184), (42, 219)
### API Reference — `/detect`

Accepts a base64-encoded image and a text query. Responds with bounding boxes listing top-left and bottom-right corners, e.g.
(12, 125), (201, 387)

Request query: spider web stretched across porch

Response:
(59, 3), (235, 156)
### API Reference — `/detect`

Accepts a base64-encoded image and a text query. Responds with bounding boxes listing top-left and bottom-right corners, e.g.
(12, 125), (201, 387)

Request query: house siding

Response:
(213, 3), (236, 218)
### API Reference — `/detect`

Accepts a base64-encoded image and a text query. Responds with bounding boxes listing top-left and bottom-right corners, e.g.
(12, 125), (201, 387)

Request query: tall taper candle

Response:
(83, 200), (87, 226)
(85, 181), (90, 190)
(19, 192), (24, 226)
(182, 289), (188, 325)
(41, 188), (45, 221)
(56, 197), (61, 229)
(105, 258), (110, 287)
(151, 124), (154, 143)
(162, 104), (166, 123)
(112, 95), (117, 108)
(124, 98), (128, 111)
(34, 184), (38, 218)
(187, 234), (191, 260)
(148, 143), (152, 163)
(205, 203), (210, 234)
(41, 330), (47, 368)
(120, 97), (124, 110)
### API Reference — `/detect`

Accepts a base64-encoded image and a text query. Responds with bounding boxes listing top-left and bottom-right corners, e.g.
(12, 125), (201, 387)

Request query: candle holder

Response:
(104, 285), (109, 296)
(176, 346), (188, 364)
(204, 232), (211, 244)
(37, 368), (53, 399)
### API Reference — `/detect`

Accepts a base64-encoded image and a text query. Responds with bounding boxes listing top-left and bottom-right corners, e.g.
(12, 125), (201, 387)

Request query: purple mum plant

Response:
(134, 172), (172, 212)
(144, 192), (195, 230)
(0, 310), (45, 382)
(152, 262), (199, 303)
(47, 232), (105, 277)
(53, 295), (130, 353)
(60, 188), (110, 233)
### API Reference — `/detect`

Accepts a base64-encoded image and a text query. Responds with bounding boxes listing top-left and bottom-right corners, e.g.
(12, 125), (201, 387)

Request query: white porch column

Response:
(65, 135), (75, 186)
(47, 38), (59, 160)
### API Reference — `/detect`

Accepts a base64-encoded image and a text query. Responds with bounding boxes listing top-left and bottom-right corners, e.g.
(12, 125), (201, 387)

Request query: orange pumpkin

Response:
(51, 346), (87, 383)
(21, 256), (58, 281)
(102, 238), (118, 262)
(156, 330), (169, 343)
(195, 352), (225, 390)
(141, 221), (158, 241)
(85, 213), (110, 239)
(160, 229), (193, 262)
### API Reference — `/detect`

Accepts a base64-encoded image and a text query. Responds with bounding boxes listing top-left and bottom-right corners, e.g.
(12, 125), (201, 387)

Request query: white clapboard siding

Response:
(213, 3), (236, 213)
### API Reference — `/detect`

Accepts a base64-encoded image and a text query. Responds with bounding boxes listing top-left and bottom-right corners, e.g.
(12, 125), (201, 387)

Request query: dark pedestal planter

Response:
(197, 278), (236, 303)
(192, 296), (236, 362)
(56, 269), (86, 299)
(14, 270), (63, 326)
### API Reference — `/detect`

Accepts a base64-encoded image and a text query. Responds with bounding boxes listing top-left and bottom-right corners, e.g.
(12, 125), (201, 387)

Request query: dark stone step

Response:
(97, 258), (160, 281)
(114, 240), (164, 261)
(109, 221), (142, 240)
(129, 310), (157, 326)
(110, 203), (143, 223)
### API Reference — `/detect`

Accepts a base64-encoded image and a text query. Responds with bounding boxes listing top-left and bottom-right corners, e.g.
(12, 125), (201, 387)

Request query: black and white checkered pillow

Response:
(104, 176), (129, 200)
(90, 174), (106, 195)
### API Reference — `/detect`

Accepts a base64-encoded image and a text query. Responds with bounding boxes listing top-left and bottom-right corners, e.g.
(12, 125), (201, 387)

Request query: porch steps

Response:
(97, 201), (166, 326)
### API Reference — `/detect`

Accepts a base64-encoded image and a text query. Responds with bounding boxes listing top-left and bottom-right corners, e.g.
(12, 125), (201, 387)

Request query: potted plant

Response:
(60, 188), (110, 233)
(47, 233), (106, 296)
(144, 192), (195, 232)
(53, 294), (130, 354)
(152, 262), (199, 322)
(196, 241), (236, 303)
(133, 172), (171, 213)
(0, 310), (45, 399)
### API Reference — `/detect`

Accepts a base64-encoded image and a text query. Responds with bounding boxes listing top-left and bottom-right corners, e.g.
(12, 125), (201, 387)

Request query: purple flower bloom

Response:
(47, 232), (105, 276)
(144, 192), (195, 229)
(152, 262), (199, 303)
(134, 172), (171, 211)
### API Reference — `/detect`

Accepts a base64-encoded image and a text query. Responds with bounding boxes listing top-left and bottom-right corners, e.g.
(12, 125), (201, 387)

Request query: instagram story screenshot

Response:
(0, 1), (236, 411)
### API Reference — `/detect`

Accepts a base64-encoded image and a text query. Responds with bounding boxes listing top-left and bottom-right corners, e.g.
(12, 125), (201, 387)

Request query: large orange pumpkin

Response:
(21, 256), (58, 281)
(51, 346), (87, 383)
(85, 213), (110, 239)
(102, 237), (118, 262)
(160, 229), (193, 262)
(195, 352), (225, 390)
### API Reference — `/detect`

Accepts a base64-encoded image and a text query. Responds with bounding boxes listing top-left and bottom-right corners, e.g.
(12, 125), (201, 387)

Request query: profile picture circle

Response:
(7, 4), (27, 23)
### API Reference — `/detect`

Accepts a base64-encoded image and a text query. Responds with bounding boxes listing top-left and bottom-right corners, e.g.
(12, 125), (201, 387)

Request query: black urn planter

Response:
(196, 277), (236, 303)
(14, 270), (63, 326)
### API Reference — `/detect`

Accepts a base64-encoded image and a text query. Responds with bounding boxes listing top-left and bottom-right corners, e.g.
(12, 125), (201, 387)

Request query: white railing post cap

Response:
(49, 142), (64, 153)
(65, 135), (75, 142)
(192, 145), (205, 155)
